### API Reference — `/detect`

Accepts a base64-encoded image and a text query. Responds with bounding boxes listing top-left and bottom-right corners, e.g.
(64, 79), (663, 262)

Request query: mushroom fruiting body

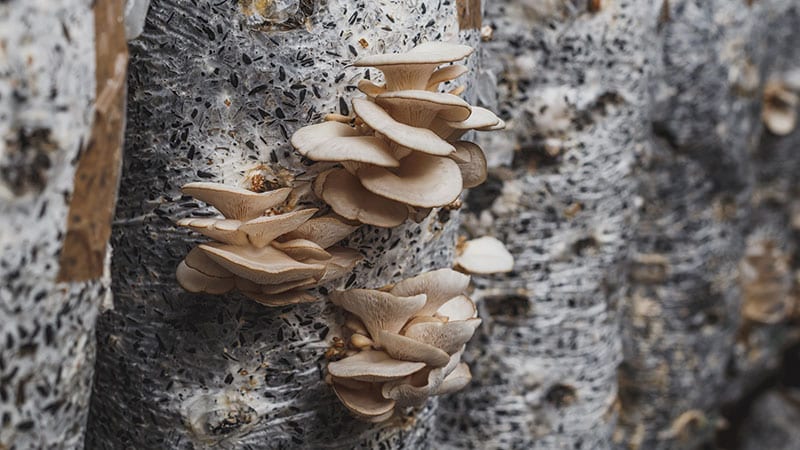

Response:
(326, 268), (480, 422)
(291, 42), (505, 227)
(175, 182), (361, 306)
(455, 236), (515, 274)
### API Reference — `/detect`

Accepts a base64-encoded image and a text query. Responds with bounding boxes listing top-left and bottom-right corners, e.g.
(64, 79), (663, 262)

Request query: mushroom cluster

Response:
(326, 269), (480, 422)
(175, 182), (362, 306)
(291, 42), (505, 227)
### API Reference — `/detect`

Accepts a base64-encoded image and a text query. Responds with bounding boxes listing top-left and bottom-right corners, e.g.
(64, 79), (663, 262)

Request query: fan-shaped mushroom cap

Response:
(357, 152), (463, 208)
(351, 99), (455, 156)
(182, 182), (292, 221)
(377, 330), (451, 368)
(357, 79), (387, 97)
(327, 350), (426, 382)
(426, 65), (468, 91)
(436, 295), (477, 321)
(329, 289), (426, 340)
(238, 208), (317, 248)
(381, 349), (463, 407)
(455, 236), (515, 274)
(280, 216), (359, 249)
(234, 276), (317, 295)
(176, 247), (236, 294)
(354, 43), (473, 91)
(331, 379), (396, 423)
(450, 141), (487, 189)
(314, 168), (408, 227)
(177, 218), (249, 246)
(270, 239), (331, 260)
(291, 121), (399, 167)
(375, 90), (472, 126)
(762, 83), (798, 136)
(434, 106), (502, 139)
(403, 319), (481, 355)
(199, 243), (326, 284)
(390, 268), (471, 316)
(316, 247), (363, 283)
(241, 289), (316, 306)
(435, 362), (472, 395)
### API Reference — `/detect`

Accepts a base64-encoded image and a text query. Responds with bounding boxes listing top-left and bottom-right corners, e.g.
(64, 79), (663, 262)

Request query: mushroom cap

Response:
(315, 247), (363, 283)
(182, 182), (291, 221)
(351, 99), (455, 156)
(450, 141), (488, 189)
(436, 295), (478, 321)
(176, 247), (235, 294)
(280, 216), (359, 249)
(455, 236), (515, 274)
(402, 318), (481, 355)
(354, 42), (473, 67)
(235, 275), (318, 295)
(314, 168), (409, 227)
(381, 349), (463, 407)
(375, 90), (472, 123)
(270, 238), (331, 260)
(199, 242), (326, 284)
(357, 152), (463, 208)
(329, 289), (426, 340)
(291, 121), (399, 167)
(357, 79), (387, 97)
(435, 362), (472, 395)
(389, 268), (471, 316)
(177, 218), (249, 246)
(426, 65), (468, 91)
(238, 208), (318, 248)
(377, 330), (451, 368)
(241, 289), (317, 306)
(327, 350), (426, 382)
(330, 379), (396, 423)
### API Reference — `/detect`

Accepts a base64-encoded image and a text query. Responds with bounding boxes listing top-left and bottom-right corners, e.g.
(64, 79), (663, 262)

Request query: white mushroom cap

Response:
(435, 362), (472, 395)
(435, 106), (502, 138)
(241, 289), (316, 306)
(436, 295), (478, 321)
(280, 216), (359, 249)
(330, 379), (396, 423)
(455, 236), (515, 274)
(763, 83), (798, 136)
(199, 243), (326, 284)
(270, 238), (331, 261)
(357, 152), (463, 208)
(329, 289), (426, 340)
(389, 268), (470, 316)
(402, 318), (481, 355)
(177, 218), (249, 246)
(426, 65), (468, 91)
(375, 90), (472, 126)
(314, 168), (409, 227)
(351, 99), (455, 156)
(450, 141), (488, 189)
(182, 182), (292, 221)
(238, 208), (317, 248)
(327, 350), (426, 382)
(291, 121), (399, 167)
(176, 247), (235, 294)
(353, 43), (473, 91)
(377, 330), (451, 368)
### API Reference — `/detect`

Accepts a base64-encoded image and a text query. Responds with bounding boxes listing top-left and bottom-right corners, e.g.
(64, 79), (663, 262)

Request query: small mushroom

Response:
(375, 90), (472, 127)
(176, 248), (235, 295)
(238, 208), (317, 248)
(377, 330), (451, 368)
(762, 81), (798, 136)
(329, 289), (426, 340)
(426, 65), (468, 91)
(390, 268), (471, 316)
(327, 350), (426, 382)
(182, 182), (291, 221)
(199, 243), (327, 284)
(435, 363), (472, 395)
(313, 168), (409, 227)
(402, 319), (481, 355)
(280, 216), (359, 248)
(331, 379), (396, 422)
(291, 121), (400, 167)
(455, 236), (515, 274)
(450, 141), (488, 188)
(436, 295), (478, 321)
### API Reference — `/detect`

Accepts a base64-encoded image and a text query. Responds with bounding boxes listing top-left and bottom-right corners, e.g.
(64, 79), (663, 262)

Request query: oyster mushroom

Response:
(455, 236), (515, 274)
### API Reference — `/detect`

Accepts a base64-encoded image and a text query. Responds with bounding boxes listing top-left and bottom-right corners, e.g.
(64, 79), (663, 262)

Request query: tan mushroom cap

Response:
(763, 90), (798, 136)
(271, 238), (331, 261)
(375, 90), (472, 126)
(238, 208), (317, 248)
(357, 152), (463, 208)
(450, 141), (488, 189)
(199, 242), (326, 284)
(403, 318), (481, 355)
(280, 216), (359, 249)
(315, 247), (363, 283)
(182, 182), (291, 221)
(177, 218), (249, 246)
(291, 121), (399, 167)
(354, 43), (473, 91)
(327, 350), (426, 382)
(436, 295), (477, 321)
(233, 275), (317, 295)
(381, 349), (463, 407)
(426, 65), (468, 91)
(390, 268), (471, 316)
(351, 99), (455, 156)
(314, 168), (409, 227)
(331, 379), (396, 423)
(377, 330), (451, 368)
(435, 362), (472, 395)
(455, 236), (515, 274)
(357, 79), (387, 97)
(176, 247), (235, 294)
(329, 289), (426, 340)
(241, 289), (316, 306)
